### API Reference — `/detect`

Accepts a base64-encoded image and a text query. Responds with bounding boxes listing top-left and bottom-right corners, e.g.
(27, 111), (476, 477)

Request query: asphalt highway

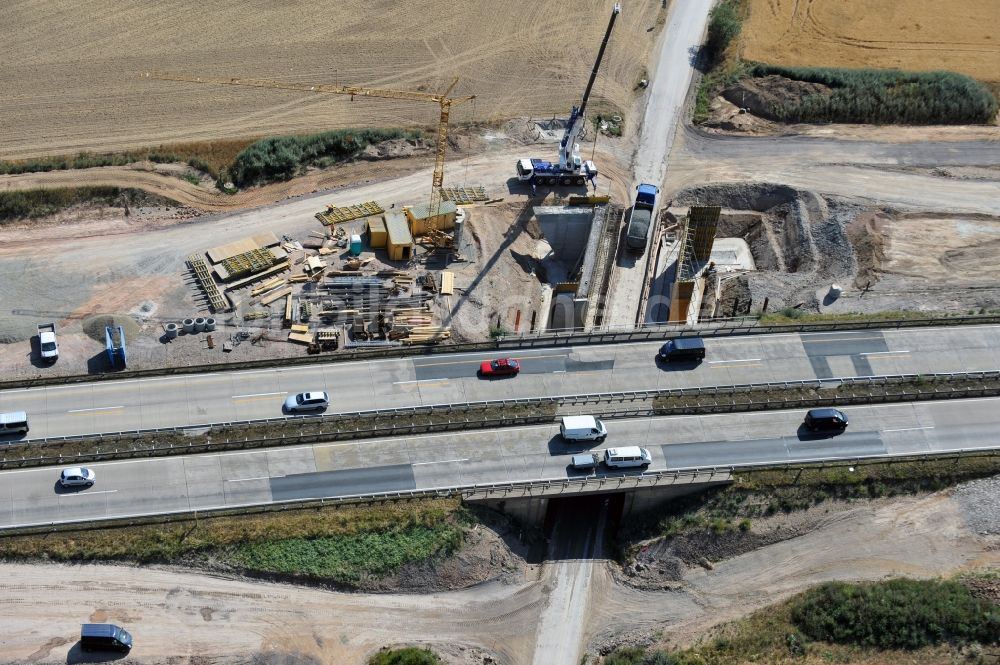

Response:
(1, 396), (997, 529)
(2, 324), (1000, 441)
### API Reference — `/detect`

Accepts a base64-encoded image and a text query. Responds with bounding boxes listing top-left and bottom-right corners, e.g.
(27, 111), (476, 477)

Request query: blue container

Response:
(349, 234), (362, 256)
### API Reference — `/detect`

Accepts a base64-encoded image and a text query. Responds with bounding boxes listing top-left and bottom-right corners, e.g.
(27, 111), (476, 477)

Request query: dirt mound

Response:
(358, 137), (434, 161)
(81, 314), (141, 343)
(722, 76), (833, 120)
(675, 183), (858, 311)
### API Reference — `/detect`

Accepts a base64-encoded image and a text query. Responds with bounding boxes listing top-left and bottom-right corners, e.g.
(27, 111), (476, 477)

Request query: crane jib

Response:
(577, 2), (622, 118)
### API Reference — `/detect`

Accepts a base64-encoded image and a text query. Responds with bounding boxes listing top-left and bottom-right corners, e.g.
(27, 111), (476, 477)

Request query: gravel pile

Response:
(953, 475), (1000, 535)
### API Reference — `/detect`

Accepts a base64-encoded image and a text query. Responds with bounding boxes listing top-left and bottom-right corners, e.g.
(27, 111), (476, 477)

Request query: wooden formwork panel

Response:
(440, 186), (488, 203)
(316, 201), (385, 226)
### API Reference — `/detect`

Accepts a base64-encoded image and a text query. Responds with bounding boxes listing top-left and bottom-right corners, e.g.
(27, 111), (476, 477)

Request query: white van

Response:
(604, 446), (651, 469)
(560, 415), (607, 442)
(0, 411), (29, 435)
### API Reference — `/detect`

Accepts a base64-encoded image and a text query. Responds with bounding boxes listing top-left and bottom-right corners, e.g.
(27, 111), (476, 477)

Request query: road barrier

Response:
(2, 447), (998, 535)
(4, 314), (1000, 391)
(4, 370), (1000, 470)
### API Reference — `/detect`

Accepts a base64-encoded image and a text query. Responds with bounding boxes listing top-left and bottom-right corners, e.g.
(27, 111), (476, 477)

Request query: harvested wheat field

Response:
(740, 0), (1000, 83)
(0, 0), (661, 160)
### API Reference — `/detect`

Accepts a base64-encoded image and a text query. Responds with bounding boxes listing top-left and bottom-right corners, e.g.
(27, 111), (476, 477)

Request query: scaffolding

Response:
(440, 186), (488, 204)
(220, 248), (278, 280)
(669, 206), (721, 324)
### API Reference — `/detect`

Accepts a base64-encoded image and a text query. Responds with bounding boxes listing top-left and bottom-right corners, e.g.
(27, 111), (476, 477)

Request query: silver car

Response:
(284, 391), (330, 413)
(59, 467), (96, 487)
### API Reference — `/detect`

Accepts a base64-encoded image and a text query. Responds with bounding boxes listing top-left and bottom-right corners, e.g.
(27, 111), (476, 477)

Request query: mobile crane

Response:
(515, 3), (621, 191)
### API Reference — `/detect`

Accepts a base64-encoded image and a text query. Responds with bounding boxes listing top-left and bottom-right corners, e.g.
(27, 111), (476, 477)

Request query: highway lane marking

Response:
(231, 391), (286, 399)
(414, 353), (567, 368)
(859, 350), (910, 356)
(883, 426), (934, 433)
(710, 363), (763, 369)
(232, 394), (289, 404)
(226, 476), (275, 482)
(392, 379), (451, 386)
(67, 406), (124, 414)
(707, 358), (761, 364)
(412, 458), (469, 466)
(801, 336), (885, 343)
(59, 489), (118, 497)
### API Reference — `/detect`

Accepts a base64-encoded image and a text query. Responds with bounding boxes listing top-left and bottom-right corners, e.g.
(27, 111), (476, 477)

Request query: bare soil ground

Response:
(740, 0), (1000, 84)
(675, 182), (1000, 316)
(1, 484), (997, 664)
(0, 0), (663, 160)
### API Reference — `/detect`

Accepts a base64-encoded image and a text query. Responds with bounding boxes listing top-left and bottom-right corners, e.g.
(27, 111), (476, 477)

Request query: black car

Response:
(658, 337), (706, 362)
(80, 624), (132, 653)
(804, 408), (849, 432)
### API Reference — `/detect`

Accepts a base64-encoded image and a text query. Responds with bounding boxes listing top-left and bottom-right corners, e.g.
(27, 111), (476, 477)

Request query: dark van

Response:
(81, 624), (132, 653)
(658, 337), (706, 362)
(804, 408), (849, 432)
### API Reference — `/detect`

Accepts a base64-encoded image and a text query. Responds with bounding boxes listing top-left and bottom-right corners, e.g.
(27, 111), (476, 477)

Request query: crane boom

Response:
(559, 3), (621, 173)
(142, 72), (475, 219)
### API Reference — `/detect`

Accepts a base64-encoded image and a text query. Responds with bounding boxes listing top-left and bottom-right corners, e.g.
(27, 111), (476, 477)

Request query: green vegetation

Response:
(605, 578), (999, 665)
(367, 647), (442, 665)
(231, 521), (463, 584)
(747, 63), (998, 125)
(229, 127), (421, 187)
(620, 455), (1000, 552)
(790, 579), (1000, 649)
(703, 0), (742, 67)
(0, 187), (172, 222)
(758, 308), (988, 325)
(0, 498), (468, 586)
(0, 139), (252, 180)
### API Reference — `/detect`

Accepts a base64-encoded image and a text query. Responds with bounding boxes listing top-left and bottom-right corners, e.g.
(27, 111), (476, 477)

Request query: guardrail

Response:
(4, 370), (1000, 470)
(2, 446), (998, 535)
(3, 314), (999, 391)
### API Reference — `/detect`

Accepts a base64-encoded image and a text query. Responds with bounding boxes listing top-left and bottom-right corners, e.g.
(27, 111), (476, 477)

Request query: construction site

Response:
(1, 1), (1000, 664)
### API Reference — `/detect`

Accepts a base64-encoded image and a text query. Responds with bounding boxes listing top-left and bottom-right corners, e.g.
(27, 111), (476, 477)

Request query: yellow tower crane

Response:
(142, 71), (475, 221)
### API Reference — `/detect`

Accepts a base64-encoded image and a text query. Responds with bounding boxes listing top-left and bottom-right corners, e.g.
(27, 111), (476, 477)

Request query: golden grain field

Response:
(0, 1), (661, 160)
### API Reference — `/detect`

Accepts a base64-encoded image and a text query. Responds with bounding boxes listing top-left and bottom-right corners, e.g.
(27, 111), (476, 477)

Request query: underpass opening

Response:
(541, 494), (623, 562)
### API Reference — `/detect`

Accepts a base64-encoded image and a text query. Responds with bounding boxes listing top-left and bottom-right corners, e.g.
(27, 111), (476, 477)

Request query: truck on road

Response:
(36, 322), (59, 363)
(625, 183), (659, 253)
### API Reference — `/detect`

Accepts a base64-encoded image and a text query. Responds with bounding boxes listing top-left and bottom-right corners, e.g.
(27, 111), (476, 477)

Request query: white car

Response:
(59, 467), (96, 487)
(284, 391), (330, 413)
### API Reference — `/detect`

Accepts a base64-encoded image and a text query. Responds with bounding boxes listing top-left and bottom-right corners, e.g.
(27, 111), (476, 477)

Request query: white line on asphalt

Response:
(67, 406), (124, 413)
(859, 350), (910, 356)
(412, 458), (469, 466)
(707, 358), (761, 364)
(231, 391), (286, 399)
(553, 370), (566, 373)
(392, 378), (451, 385)
(59, 489), (118, 497)
(883, 426), (935, 432)
(226, 476), (275, 482)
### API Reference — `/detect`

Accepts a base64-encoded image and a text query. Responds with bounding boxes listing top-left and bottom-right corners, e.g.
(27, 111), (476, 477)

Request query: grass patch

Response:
(0, 498), (473, 587)
(605, 578), (999, 665)
(0, 187), (175, 222)
(368, 647), (442, 665)
(230, 127), (422, 187)
(746, 63), (998, 125)
(230, 521), (464, 584)
(757, 308), (983, 325)
(0, 139), (254, 179)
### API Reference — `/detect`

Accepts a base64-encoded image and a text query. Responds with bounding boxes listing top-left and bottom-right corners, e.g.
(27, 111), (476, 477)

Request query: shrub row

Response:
(229, 127), (421, 187)
(368, 647), (442, 665)
(747, 63), (998, 125)
(0, 187), (169, 222)
(790, 579), (1000, 649)
(703, 0), (742, 67)
(0, 151), (217, 177)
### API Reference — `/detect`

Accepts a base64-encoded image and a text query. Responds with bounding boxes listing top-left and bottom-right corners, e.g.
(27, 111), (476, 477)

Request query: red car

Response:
(479, 357), (520, 377)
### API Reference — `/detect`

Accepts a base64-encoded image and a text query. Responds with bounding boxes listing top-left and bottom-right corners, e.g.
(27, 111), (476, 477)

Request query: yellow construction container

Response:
(385, 212), (414, 261)
(368, 217), (387, 248)
(405, 200), (458, 235)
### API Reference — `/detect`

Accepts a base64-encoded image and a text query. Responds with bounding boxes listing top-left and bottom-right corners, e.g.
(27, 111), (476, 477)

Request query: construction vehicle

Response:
(625, 183), (659, 254)
(36, 322), (59, 363)
(143, 73), (474, 222)
(515, 3), (621, 191)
